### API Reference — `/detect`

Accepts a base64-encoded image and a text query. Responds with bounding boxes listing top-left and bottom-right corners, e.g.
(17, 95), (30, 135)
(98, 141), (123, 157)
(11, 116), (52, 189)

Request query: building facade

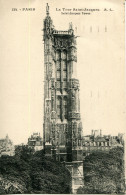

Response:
(28, 132), (43, 152)
(43, 4), (83, 163)
(0, 135), (15, 157)
(82, 130), (124, 156)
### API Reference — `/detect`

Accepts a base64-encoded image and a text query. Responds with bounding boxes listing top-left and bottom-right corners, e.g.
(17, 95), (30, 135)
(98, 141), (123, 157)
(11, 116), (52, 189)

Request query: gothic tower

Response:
(43, 4), (83, 163)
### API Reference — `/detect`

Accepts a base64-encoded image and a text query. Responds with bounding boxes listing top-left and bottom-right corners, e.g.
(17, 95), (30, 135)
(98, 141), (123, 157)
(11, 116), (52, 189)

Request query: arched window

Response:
(56, 60), (61, 83)
(62, 50), (67, 60)
(64, 96), (68, 119)
(56, 60), (61, 91)
(56, 50), (61, 61)
(63, 61), (67, 71)
(57, 71), (61, 80)
(56, 61), (61, 71)
(57, 96), (61, 119)
(63, 70), (67, 80)
(63, 60), (67, 82)
(56, 81), (61, 90)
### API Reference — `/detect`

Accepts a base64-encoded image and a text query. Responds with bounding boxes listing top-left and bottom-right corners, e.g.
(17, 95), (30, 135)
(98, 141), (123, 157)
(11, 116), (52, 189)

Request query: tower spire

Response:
(46, 3), (49, 16)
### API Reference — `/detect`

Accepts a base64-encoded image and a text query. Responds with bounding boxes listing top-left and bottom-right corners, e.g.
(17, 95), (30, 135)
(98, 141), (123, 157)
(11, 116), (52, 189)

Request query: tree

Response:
(0, 149), (71, 194)
(77, 147), (125, 194)
(15, 145), (34, 161)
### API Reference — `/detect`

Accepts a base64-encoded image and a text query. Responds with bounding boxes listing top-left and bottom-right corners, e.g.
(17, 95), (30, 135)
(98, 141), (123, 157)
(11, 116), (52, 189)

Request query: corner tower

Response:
(43, 4), (83, 162)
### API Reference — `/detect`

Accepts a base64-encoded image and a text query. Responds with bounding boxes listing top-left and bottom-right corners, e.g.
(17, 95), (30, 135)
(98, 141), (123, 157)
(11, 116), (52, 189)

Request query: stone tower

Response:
(43, 4), (83, 163)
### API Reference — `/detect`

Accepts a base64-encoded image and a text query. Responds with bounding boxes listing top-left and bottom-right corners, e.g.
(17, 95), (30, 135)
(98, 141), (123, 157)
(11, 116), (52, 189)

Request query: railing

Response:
(53, 30), (72, 35)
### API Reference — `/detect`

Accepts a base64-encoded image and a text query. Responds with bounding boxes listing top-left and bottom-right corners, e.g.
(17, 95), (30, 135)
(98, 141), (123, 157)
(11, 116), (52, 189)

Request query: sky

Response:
(0, 0), (125, 145)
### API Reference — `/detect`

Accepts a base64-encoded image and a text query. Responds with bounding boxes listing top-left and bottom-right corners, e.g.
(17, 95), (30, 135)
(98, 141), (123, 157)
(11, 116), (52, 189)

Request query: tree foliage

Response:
(0, 147), (71, 194)
(77, 147), (125, 194)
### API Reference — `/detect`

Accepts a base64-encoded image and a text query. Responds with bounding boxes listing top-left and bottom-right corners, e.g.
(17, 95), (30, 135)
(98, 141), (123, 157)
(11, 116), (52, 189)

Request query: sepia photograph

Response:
(0, 0), (125, 194)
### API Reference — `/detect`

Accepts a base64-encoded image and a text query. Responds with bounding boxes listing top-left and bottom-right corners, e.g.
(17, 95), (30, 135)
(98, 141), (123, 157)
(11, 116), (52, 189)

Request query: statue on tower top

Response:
(46, 3), (49, 16)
